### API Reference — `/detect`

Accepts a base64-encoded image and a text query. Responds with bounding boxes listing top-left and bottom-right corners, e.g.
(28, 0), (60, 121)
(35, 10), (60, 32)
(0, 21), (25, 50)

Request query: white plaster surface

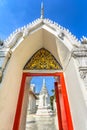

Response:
(64, 58), (87, 130)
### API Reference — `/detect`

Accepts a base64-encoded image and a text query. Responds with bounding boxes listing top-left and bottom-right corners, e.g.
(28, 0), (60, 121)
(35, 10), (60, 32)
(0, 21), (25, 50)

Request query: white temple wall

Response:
(0, 56), (23, 130)
(56, 38), (71, 69)
(0, 31), (43, 130)
(64, 57), (87, 130)
(28, 94), (36, 114)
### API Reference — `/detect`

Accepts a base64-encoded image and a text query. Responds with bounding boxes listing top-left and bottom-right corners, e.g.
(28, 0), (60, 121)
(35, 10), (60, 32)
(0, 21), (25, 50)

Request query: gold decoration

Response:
(24, 48), (62, 70)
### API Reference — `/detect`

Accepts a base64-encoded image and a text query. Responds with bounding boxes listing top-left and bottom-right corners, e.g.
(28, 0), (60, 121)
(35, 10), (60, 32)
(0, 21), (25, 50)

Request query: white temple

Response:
(0, 3), (87, 130)
(36, 79), (54, 116)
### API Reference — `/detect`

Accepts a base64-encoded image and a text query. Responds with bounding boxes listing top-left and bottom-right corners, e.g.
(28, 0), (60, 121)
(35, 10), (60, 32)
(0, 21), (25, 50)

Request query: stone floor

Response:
(26, 114), (58, 130)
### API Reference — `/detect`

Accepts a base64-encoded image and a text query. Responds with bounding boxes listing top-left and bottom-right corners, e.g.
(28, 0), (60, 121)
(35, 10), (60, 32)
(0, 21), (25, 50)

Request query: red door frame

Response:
(12, 72), (73, 130)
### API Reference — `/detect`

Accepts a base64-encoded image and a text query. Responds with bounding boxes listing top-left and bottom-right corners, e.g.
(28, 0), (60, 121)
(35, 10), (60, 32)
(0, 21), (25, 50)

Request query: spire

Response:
(40, 79), (48, 94)
(43, 79), (46, 87)
(41, 2), (44, 19)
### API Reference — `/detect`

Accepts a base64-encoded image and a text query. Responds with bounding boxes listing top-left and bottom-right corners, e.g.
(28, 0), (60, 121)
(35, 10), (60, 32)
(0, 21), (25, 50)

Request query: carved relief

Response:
(24, 48), (62, 70)
(80, 71), (87, 79)
(72, 46), (87, 82)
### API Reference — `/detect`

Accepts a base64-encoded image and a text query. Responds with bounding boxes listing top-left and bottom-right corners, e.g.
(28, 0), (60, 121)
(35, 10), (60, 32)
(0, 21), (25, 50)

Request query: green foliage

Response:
(50, 95), (54, 110)
(51, 89), (55, 93)
(0, 76), (2, 83)
(50, 89), (55, 110)
(0, 39), (3, 46)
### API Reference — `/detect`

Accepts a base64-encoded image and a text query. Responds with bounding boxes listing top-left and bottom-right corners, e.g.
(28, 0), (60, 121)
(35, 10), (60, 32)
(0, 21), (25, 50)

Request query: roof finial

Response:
(43, 79), (46, 87)
(41, 2), (44, 19)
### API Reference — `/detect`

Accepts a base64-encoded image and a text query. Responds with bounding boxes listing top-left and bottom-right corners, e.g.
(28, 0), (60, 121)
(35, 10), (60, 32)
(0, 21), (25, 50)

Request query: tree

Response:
(0, 39), (3, 46)
(50, 89), (55, 110)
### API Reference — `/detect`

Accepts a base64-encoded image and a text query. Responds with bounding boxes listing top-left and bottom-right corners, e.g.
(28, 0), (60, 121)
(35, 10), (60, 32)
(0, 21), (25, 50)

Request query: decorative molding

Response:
(81, 36), (87, 44)
(79, 71), (87, 79)
(4, 18), (80, 48)
(72, 46), (87, 58)
(58, 32), (65, 40)
(72, 46), (87, 85)
(24, 48), (62, 70)
(0, 49), (12, 83)
(79, 67), (87, 80)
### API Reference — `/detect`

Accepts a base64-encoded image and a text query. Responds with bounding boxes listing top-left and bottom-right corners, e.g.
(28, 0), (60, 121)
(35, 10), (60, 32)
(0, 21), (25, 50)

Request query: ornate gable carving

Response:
(24, 48), (62, 70)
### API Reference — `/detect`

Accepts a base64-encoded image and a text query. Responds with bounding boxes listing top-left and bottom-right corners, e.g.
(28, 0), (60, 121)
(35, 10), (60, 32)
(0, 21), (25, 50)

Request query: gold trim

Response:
(24, 48), (62, 70)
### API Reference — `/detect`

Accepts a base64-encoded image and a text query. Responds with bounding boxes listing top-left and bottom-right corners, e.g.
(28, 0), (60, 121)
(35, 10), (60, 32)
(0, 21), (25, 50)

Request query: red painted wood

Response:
(23, 72), (61, 77)
(55, 82), (63, 130)
(60, 74), (74, 130)
(59, 87), (68, 130)
(13, 73), (26, 130)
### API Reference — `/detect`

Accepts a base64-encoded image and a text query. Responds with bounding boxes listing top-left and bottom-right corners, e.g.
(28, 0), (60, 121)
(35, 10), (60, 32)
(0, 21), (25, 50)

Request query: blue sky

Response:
(0, 0), (87, 40)
(30, 76), (55, 96)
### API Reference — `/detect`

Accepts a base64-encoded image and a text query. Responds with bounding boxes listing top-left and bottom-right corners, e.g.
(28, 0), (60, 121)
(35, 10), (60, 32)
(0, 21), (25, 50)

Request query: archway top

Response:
(4, 18), (80, 48)
(24, 48), (62, 70)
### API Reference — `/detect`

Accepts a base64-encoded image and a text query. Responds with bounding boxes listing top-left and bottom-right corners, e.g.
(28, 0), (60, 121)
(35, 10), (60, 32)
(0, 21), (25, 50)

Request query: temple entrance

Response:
(25, 76), (57, 130)
(13, 72), (73, 130)
(1, 11), (86, 129)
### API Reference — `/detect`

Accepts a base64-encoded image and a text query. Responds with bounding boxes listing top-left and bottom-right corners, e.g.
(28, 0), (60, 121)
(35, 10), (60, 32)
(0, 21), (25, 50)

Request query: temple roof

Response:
(3, 18), (80, 48)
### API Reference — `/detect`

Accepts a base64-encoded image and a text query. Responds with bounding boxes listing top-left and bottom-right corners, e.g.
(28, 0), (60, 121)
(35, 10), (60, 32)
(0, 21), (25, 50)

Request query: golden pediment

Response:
(24, 48), (62, 70)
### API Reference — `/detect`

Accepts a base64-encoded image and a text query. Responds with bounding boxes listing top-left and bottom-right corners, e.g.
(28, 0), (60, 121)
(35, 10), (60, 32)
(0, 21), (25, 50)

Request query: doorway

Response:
(25, 76), (57, 130)
(13, 72), (73, 130)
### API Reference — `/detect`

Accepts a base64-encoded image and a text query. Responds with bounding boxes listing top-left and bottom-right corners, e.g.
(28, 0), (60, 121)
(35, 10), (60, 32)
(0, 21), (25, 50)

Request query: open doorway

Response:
(25, 76), (57, 130)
